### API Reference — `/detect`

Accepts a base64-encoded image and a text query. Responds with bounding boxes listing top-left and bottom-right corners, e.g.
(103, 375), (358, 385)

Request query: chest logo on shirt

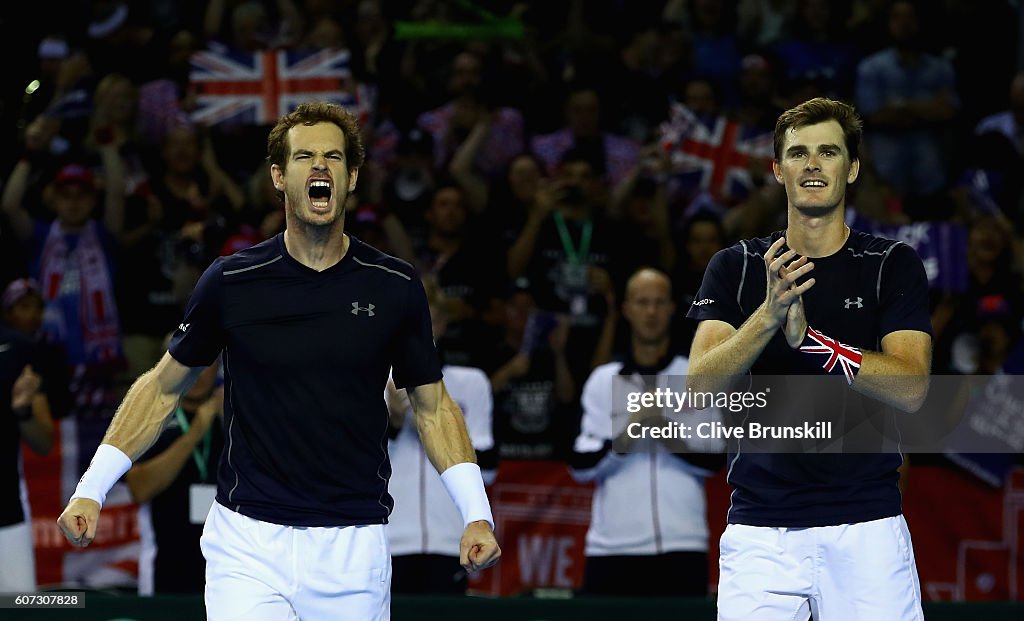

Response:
(352, 302), (376, 317)
(844, 297), (864, 309)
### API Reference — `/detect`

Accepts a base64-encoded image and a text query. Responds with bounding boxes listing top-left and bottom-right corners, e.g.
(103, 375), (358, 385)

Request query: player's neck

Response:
(785, 210), (849, 258)
(631, 337), (670, 367)
(284, 224), (350, 271)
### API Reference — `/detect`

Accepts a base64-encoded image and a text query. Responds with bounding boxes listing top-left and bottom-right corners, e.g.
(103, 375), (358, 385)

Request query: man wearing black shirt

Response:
(688, 98), (931, 620)
(0, 324), (51, 592)
(57, 102), (500, 619)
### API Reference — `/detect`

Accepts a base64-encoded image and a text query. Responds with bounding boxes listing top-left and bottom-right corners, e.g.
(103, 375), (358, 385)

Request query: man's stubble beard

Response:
(288, 189), (349, 230)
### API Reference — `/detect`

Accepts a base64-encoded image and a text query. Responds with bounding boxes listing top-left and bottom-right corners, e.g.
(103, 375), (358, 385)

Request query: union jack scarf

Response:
(39, 219), (122, 365)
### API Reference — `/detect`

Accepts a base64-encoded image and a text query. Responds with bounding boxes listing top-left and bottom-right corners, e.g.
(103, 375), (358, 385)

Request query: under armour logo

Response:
(352, 302), (375, 316)
(844, 297), (863, 309)
(178, 323), (190, 332)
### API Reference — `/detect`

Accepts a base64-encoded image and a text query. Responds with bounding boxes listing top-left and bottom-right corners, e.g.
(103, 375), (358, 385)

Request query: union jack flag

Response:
(189, 48), (373, 127)
(799, 327), (863, 384)
(658, 103), (774, 204)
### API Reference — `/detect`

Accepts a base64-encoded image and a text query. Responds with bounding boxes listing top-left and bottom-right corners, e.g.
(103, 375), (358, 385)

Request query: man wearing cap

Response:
(2, 148), (126, 374)
(2, 278), (73, 421)
(0, 282), (54, 591)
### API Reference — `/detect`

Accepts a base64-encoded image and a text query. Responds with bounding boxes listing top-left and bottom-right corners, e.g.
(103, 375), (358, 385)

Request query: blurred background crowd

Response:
(2, 0), (1024, 599)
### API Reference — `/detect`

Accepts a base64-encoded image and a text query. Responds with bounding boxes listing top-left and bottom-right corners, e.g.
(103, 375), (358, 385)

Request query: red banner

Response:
(470, 460), (593, 596)
(471, 459), (1023, 600)
(23, 443), (1022, 601)
(23, 418), (141, 589)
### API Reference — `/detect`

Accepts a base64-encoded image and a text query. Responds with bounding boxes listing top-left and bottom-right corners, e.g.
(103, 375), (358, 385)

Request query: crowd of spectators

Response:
(2, 0), (1023, 595)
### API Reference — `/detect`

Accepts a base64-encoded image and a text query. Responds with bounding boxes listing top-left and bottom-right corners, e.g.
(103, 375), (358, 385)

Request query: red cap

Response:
(53, 163), (96, 189)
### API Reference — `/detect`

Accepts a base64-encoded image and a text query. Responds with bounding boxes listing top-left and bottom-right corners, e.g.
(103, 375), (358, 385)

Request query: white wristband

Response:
(440, 462), (494, 530)
(70, 444), (133, 508)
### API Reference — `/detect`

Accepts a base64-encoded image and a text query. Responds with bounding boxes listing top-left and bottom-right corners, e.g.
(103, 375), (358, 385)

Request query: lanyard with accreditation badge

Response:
(174, 407), (217, 524)
(553, 210), (592, 316)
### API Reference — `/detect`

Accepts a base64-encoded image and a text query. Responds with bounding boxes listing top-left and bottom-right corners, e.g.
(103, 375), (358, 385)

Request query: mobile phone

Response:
(521, 310), (559, 352)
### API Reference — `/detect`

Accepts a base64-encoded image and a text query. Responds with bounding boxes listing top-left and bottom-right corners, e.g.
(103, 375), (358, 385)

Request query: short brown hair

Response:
(773, 97), (862, 161)
(266, 101), (366, 171)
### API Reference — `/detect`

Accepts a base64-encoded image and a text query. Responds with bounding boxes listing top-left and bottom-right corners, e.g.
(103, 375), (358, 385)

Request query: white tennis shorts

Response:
(0, 520), (36, 592)
(201, 501), (391, 620)
(717, 515), (924, 621)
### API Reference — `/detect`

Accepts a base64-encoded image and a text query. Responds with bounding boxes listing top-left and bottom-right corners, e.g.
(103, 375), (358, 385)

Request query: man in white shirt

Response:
(386, 279), (497, 594)
(570, 268), (724, 597)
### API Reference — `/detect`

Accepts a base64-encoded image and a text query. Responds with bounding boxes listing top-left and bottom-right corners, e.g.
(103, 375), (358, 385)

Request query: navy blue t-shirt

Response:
(687, 229), (932, 527)
(168, 234), (442, 527)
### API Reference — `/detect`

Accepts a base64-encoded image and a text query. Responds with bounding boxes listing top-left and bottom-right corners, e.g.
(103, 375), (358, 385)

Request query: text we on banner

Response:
(470, 460), (593, 596)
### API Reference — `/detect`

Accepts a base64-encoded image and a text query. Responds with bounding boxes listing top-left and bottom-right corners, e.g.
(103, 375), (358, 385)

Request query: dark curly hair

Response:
(266, 101), (366, 172)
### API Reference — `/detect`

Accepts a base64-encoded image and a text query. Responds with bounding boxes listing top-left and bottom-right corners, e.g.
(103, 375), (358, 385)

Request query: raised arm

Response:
(201, 129), (246, 212)
(688, 317), (771, 394)
(57, 352), (205, 547)
(448, 116), (492, 214)
(11, 365), (53, 455)
(97, 143), (125, 238)
(506, 184), (555, 278)
(688, 237), (815, 395)
(1, 157), (36, 241)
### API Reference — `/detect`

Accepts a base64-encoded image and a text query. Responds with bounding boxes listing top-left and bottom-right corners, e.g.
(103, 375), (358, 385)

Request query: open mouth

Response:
(800, 180), (827, 188)
(308, 180), (332, 208)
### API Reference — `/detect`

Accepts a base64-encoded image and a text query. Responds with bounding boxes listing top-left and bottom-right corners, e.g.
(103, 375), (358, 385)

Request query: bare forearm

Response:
(203, 0), (228, 39)
(417, 408), (477, 473)
(689, 308), (776, 393)
(99, 146), (125, 236)
(589, 311), (618, 370)
(411, 385), (477, 473)
(448, 163), (489, 214)
(19, 395), (53, 455)
(1, 160), (33, 240)
(101, 370), (181, 460)
(553, 352), (576, 403)
(608, 167), (639, 219)
(125, 426), (206, 504)
(380, 215), (416, 264)
(488, 366), (516, 394)
(210, 168), (246, 212)
(853, 351), (930, 412)
(507, 214), (545, 278)
(450, 122), (488, 175)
